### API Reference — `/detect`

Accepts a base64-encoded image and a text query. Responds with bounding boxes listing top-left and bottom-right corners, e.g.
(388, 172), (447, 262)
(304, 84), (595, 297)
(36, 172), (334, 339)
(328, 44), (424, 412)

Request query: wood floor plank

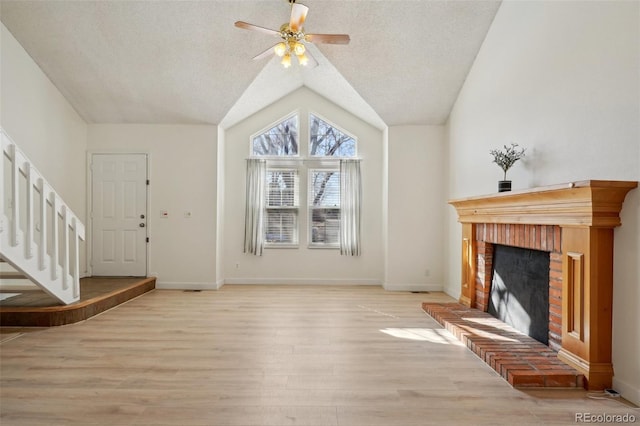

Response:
(1, 285), (637, 425)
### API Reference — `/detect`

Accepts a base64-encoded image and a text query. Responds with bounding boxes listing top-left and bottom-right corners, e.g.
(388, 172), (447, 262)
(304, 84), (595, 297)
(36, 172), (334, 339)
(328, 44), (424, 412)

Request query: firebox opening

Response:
(488, 245), (550, 345)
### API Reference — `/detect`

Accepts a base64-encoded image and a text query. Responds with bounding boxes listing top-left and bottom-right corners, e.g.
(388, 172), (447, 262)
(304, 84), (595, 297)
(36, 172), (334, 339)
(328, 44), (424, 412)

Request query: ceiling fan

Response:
(234, 0), (350, 68)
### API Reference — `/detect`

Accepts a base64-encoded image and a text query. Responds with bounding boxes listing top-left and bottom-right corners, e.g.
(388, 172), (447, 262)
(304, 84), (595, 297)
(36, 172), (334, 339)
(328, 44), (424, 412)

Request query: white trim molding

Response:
(155, 281), (219, 290)
(383, 282), (443, 292)
(224, 278), (381, 286)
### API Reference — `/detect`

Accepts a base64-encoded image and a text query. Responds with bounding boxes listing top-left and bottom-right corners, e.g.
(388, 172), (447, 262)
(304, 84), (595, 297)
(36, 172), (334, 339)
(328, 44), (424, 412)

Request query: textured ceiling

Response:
(0, 0), (501, 127)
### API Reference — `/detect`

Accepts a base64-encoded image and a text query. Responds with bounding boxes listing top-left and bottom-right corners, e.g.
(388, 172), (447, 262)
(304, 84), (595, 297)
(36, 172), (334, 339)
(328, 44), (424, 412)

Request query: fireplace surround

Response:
(449, 180), (637, 390)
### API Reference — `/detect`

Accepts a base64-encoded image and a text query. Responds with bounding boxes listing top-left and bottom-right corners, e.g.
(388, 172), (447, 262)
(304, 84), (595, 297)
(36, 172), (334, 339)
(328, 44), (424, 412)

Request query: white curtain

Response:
(244, 159), (266, 256)
(340, 159), (362, 256)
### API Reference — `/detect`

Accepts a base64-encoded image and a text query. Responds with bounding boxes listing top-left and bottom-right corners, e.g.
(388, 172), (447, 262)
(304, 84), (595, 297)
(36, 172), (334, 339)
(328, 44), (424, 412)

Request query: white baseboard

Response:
(612, 376), (640, 406)
(223, 278), (381, 286)
(383, 282), (443, 292)
(155, 281), (218, 290)
(443, 287), (461, 301)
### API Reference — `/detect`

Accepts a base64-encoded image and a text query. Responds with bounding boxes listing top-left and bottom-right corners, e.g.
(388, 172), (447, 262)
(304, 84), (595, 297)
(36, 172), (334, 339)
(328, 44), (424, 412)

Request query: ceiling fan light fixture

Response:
(274, 42), (287, 57)
(293, 42), (306, 56)
(235, 2), (350, 68)
(281, 53), (292, 68)
(297, 53), (309, 66)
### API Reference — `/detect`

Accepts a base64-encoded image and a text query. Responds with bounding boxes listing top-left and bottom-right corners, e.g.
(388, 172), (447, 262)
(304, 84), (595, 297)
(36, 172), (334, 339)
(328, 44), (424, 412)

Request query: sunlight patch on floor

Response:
(380, 328), (464, 345)
(458, 322), (520, 342)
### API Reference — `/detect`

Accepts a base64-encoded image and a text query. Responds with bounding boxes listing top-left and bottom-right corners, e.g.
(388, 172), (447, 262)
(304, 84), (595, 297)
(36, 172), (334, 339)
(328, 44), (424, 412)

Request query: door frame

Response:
(86, 151), (150, 277)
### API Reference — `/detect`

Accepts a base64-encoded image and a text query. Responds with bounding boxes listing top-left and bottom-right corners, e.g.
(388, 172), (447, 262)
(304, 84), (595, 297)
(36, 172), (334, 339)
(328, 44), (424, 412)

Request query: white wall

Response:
(87, 124), (218, 289)
(446, 0), (640, 404)
(386, 126), (446, 291)
(215, 126), (226, 289)
(1, 23), (88, 272)
(223, 87), (384, 285)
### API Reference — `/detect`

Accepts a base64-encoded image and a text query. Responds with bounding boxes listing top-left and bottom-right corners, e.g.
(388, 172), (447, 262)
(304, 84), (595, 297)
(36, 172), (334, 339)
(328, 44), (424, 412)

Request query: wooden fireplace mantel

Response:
(449, 180), (637, 390)
(449, 180), (637, 227)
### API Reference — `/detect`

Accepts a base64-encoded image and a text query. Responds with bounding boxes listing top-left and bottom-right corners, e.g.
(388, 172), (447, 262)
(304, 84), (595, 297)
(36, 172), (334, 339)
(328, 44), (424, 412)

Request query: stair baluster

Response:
(1, 128), (84, 304)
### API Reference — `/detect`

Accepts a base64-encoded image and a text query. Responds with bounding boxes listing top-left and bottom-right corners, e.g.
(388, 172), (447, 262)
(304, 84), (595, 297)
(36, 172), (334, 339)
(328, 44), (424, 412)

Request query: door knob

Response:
(139, 223), (145, 228)
(140, 214), (145, 219)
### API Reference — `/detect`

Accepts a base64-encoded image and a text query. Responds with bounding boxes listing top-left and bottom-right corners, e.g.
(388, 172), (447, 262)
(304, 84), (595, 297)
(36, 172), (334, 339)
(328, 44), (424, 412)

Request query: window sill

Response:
(265, 244), (299, 249)
(307, 245), (340, 250)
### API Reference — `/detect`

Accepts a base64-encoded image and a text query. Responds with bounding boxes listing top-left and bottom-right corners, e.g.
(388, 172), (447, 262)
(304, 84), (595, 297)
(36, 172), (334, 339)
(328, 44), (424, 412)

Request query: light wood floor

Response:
(1, 286), (637, 425)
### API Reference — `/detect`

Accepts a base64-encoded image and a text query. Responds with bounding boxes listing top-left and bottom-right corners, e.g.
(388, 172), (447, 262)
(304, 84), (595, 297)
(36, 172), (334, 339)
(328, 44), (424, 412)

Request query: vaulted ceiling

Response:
(0, 0), (501, 128)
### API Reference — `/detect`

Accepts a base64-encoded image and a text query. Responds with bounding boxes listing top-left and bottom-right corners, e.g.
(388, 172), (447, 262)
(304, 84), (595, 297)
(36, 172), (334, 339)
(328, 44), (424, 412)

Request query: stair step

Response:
(0, 261), (17, 272)
(0, 272), (26, 279)
(0, 259), (27, 282)
(0, 277), (156, 326)
(0, 278), (38, 291)
(1, 261), (22, 276)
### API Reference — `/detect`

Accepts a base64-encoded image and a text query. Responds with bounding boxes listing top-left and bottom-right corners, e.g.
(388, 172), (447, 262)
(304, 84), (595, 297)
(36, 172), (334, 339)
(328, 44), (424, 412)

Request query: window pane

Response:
(309, 169), (340, 246)
(252, 115), (298, 156)
(266, 170), (298, 207)
(265, 168), (298, 246)
(265, 209), (297, 244)
(310, 171), (340, 207)
(311, 208), (340, 244)
(309, 114), (356, 157)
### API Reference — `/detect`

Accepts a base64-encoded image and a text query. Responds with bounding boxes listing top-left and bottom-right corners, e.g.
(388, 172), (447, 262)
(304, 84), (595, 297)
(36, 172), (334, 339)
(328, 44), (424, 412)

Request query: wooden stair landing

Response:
(0, 277), (155, 327)
(422, 302), (584, 388)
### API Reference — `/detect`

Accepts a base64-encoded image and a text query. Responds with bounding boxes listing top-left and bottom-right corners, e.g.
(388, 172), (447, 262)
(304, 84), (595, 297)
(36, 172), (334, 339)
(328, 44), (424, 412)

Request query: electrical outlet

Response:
(604, 389), (620, 397)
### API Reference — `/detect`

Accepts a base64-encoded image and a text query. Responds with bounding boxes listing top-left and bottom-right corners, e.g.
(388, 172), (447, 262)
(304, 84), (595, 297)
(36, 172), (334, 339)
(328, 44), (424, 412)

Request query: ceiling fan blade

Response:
(289, 3), (309, 32)
(304, 33), (350, 45)
(252, 45), (277, 61)
(235, 21), (280, 37)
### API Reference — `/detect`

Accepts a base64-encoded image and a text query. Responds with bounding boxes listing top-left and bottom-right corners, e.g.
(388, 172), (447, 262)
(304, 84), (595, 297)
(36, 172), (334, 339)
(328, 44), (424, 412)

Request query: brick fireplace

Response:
(449, 180), (637, 390)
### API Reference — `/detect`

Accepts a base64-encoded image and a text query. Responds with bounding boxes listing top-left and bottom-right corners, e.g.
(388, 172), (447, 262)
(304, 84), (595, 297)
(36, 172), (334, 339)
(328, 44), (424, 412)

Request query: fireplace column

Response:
(558, 226), (616, 390)
(459, 223), (476, 308)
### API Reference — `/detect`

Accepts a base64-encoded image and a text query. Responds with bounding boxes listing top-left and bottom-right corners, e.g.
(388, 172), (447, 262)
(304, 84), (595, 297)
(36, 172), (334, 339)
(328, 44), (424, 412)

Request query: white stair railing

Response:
(0, 128), (84, 305)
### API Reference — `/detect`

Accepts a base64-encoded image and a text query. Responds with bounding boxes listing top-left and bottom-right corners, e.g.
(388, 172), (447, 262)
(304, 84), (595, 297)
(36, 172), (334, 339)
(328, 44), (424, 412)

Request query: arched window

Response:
(309, 114), (356, 157)
(251, 114), (299, 157)
(308, 114), (357, 247)
(245, 112), (359, 251)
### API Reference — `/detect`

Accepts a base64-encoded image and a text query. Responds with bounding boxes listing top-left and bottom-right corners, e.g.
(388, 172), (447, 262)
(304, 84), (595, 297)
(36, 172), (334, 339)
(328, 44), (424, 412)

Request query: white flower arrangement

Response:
(490, 143), (526, 181)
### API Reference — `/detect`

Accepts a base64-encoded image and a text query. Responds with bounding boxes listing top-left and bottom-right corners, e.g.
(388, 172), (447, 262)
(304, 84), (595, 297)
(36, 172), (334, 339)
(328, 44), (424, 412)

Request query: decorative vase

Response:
(498, 180), (512, 192)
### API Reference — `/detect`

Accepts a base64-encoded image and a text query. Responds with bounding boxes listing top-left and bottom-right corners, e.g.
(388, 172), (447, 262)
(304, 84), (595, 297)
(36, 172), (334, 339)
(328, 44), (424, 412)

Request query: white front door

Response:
(91, 154), (148, 276)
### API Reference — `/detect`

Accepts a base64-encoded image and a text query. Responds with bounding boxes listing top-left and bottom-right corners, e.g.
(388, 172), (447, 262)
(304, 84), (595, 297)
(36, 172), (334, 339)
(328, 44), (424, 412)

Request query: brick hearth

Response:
(422, 302), (584, 388)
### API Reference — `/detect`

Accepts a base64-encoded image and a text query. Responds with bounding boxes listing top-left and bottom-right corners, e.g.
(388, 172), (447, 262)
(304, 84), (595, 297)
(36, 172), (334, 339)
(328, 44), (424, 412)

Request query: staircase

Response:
(1, 128), (84, 305)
